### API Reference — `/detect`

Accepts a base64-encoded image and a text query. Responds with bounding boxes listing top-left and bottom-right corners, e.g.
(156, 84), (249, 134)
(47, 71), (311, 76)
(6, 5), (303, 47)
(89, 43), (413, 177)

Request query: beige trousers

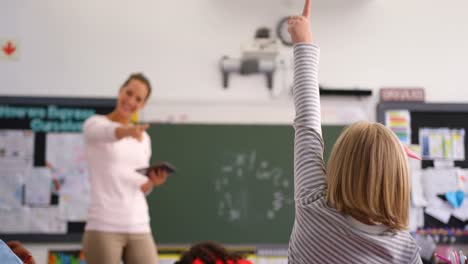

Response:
(82, 230), (159, 264)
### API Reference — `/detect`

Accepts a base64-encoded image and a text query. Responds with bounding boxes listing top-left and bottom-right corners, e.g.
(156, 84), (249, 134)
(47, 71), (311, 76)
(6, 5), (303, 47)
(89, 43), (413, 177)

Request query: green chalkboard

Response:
(147, 124), (344, 244)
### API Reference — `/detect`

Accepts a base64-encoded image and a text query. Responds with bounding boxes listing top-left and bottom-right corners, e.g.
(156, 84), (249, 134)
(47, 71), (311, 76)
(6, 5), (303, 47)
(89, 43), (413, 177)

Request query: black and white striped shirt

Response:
(288, 44), (422, 264)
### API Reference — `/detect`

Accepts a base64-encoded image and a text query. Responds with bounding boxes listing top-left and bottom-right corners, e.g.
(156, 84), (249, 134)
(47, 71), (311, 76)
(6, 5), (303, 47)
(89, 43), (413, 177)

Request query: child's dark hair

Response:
(122, 73), (152, 100)
(175, 241), (243, 264)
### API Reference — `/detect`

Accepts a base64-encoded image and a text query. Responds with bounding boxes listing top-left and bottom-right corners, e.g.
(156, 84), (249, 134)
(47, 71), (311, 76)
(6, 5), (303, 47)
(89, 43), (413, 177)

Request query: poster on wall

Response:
(419, 128), (465, 161)
(385, 110), (412, 145)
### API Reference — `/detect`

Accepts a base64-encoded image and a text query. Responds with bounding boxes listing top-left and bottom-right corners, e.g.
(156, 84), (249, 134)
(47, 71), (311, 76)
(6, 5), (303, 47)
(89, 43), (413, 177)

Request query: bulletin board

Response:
(377, 102), (468, 231)
(0, 96), (115, 242)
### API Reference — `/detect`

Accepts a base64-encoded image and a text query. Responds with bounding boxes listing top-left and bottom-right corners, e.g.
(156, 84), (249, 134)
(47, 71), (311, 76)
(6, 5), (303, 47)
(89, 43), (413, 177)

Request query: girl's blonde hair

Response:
(326, 122), (410, 230)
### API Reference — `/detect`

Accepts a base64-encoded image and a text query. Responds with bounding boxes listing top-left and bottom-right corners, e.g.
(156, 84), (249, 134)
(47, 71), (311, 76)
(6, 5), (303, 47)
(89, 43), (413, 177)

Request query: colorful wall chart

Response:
(385, 110), (412, 145)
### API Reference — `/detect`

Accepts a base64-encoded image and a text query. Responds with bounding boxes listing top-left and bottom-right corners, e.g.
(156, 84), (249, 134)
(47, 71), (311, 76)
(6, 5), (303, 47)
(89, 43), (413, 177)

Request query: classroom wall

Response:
(2, 0), (468, 263)
(2, 0), (468, 125)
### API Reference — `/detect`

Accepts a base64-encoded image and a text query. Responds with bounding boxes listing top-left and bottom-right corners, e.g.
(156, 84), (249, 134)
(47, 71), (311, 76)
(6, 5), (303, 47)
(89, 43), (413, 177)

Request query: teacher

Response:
(82, 73), (167, 264)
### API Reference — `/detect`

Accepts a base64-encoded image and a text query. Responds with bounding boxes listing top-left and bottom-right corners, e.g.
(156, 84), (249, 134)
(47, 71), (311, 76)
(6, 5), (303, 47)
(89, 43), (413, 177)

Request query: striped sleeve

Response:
(292, 43), (327, 204)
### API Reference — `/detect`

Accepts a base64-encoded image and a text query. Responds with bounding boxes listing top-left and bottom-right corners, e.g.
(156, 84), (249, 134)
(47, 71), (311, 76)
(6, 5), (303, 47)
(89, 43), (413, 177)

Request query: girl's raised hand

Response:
(288, 0), (313, 44)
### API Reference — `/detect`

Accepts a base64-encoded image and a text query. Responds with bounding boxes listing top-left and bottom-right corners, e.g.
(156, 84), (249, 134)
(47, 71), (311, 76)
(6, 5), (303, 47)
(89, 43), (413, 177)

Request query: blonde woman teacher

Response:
(82, 73), (168, 264)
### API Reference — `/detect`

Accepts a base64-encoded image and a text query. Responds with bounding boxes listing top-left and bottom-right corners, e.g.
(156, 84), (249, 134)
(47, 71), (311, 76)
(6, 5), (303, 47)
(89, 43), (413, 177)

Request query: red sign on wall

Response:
(1, 39), (19, 60)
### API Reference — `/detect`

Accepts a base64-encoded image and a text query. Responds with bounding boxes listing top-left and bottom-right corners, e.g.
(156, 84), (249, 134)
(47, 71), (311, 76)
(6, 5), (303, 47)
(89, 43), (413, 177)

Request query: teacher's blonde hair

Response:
(326, 122), (410, 230)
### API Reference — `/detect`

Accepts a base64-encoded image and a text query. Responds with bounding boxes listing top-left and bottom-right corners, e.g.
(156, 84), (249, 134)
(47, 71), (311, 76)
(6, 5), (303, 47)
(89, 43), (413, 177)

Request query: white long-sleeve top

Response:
(83, 115), (151, 233)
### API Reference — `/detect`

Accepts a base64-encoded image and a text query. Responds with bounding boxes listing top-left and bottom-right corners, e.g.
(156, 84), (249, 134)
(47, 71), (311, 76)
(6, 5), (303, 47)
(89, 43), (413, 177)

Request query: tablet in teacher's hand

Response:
(136, 162), (176, 176)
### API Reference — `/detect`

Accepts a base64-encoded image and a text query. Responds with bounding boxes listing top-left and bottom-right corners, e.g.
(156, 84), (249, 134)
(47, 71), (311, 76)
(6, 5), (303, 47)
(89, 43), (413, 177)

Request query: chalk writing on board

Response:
(214, 150), (293, 222)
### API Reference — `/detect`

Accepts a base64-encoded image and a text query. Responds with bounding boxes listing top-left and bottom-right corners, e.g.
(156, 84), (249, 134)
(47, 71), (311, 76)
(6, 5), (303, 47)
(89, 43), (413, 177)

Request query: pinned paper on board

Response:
(0, 208), (31, 233)
(24, 167), (52, 206)
(425, 199), (453, 224)
(0, 131), (35, 209)
(409, 206), (424, 232)
(422, 168), (459, 204)
(30, 207), (67, 234)
(46, 133), (90, 221)
(0, 169), (25, 210)
(422, 168), (468, 222)
(452, 201), (468, 221)
(385, 110), (411, 145)
(419, 128), (465, 161)
(410, 169), (428, 207)
(0, 130), (34, 167)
